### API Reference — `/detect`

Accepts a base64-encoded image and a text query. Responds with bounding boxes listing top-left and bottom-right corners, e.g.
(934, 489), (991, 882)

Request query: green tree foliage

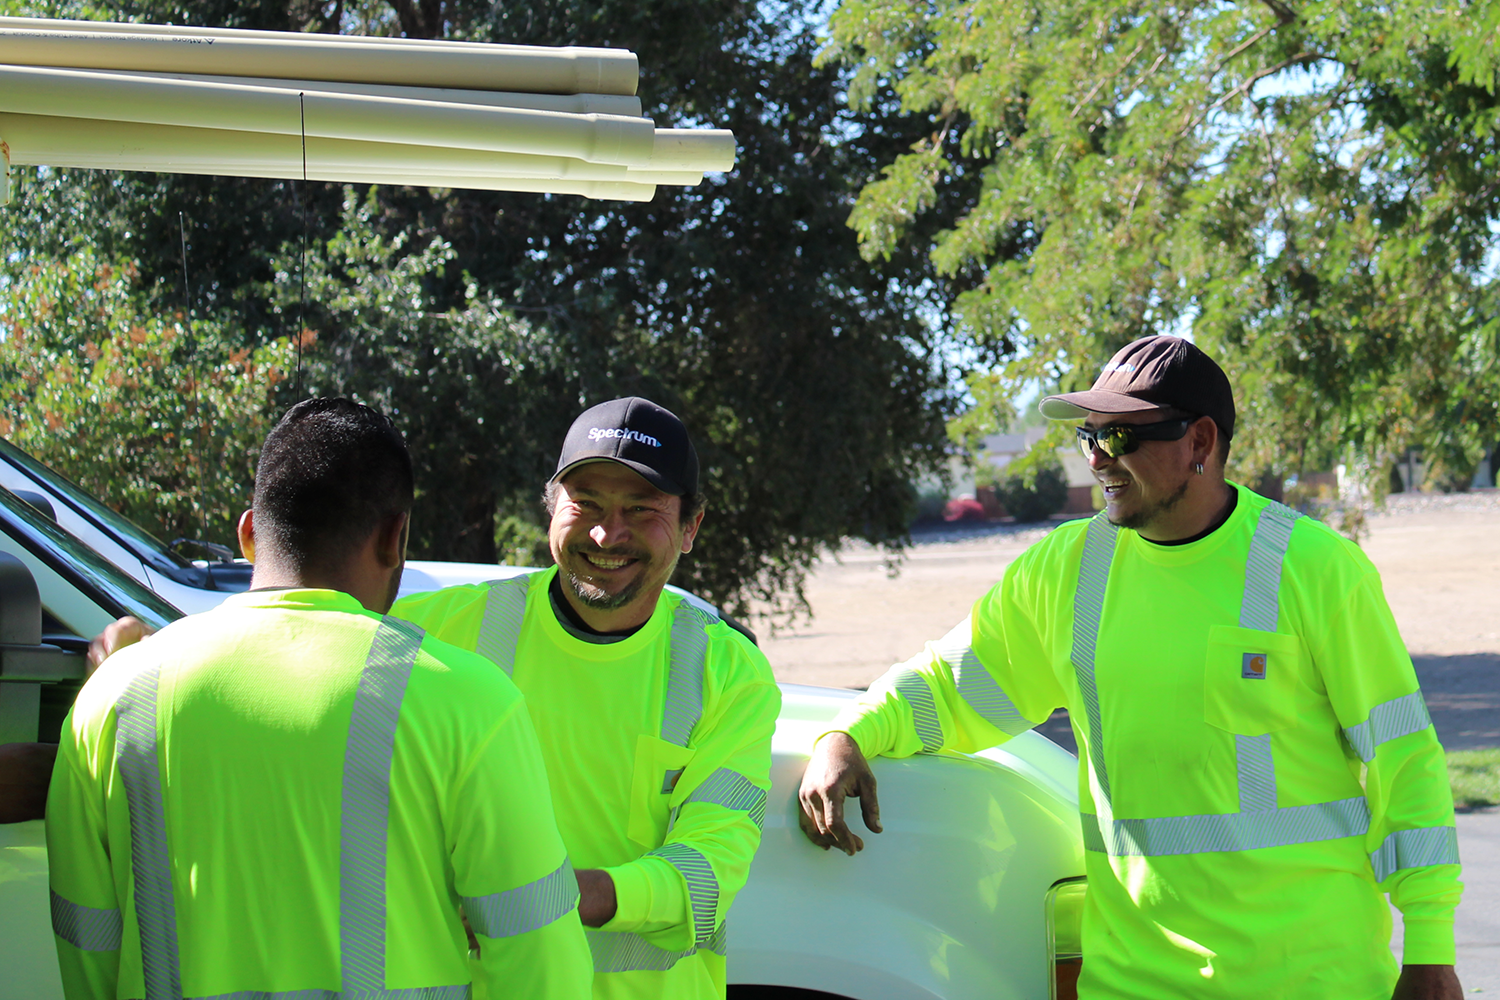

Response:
(1, 0), (964, 617)
(822, 0), (1500, 492)
(0, 249), (295, 542)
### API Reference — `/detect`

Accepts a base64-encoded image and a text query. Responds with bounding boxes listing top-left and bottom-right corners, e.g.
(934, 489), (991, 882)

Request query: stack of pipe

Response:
(0, 16), (736, 203)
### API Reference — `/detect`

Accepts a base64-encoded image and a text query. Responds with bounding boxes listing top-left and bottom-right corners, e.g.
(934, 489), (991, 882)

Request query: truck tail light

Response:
(1045, 877), (1086, 1000)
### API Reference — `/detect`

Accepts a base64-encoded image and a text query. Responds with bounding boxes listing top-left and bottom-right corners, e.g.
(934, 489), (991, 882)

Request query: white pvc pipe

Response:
(139, 70), (644, 118)
(0, 113), (702, 187)
(0, 65), (658, 166)
(648, 128), (737, 172)
(0, 18), (639, 95)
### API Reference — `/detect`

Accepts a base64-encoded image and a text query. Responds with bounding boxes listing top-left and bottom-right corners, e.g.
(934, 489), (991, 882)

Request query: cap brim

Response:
(1039, 390), (1165, 420)
(550, 456), (687, 495)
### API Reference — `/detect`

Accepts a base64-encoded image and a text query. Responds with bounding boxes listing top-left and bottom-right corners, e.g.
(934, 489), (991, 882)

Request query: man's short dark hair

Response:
(253, 398), (413, 570)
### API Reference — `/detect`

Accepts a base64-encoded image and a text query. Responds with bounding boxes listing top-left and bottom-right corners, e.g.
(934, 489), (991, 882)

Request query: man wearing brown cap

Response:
(797, 337), (1463, 998)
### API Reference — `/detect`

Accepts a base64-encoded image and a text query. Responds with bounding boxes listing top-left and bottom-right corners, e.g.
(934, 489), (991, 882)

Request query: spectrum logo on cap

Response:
(1241, 653), (1268, 680)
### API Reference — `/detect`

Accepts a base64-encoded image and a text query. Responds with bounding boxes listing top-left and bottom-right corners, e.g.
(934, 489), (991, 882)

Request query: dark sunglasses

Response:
(1075, 418), (1194, 460)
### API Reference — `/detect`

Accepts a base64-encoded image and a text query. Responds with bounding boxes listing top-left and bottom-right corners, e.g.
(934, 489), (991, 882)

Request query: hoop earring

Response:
(1194, 463), (1204, 475)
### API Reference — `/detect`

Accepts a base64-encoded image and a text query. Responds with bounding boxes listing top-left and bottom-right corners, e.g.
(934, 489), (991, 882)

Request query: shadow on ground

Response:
(1030, 652), (1499, 757)
(1412, 654), (1500, 751)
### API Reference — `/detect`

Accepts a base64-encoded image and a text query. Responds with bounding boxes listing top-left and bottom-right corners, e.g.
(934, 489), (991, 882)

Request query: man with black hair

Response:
(51, 398), (592, 1000)
(391, 396), (779, 1000)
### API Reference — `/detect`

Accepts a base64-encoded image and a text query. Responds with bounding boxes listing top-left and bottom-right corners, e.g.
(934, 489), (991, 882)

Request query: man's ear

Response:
(680, 508), (705, 555)
(236, 509), (256, 563)
(1191, 417), (1218, 468)
(375, 512), (410, 570)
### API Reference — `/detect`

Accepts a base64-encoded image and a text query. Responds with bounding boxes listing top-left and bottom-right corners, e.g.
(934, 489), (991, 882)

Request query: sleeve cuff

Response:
(1401, 915), (1456, 965)
(600, 855), (688, 935)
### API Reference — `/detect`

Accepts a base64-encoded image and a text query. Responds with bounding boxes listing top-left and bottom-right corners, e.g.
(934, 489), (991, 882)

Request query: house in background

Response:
(940, 427), (1098, 519)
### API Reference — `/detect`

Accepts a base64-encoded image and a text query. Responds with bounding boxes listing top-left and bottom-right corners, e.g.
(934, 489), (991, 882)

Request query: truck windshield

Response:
(0, 484), (181, 631)
(0, 436), (195, 572)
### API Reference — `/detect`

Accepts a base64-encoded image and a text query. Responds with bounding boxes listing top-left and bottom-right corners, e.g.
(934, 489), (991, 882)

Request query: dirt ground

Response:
(755, 491), (1500, 751)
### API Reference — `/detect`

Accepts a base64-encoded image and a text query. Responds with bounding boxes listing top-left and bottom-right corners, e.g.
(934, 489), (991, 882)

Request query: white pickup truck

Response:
(0, 449), (1087, 1000)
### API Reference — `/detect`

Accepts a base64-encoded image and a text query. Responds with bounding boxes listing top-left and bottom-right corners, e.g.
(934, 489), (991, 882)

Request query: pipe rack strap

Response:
(0, 20), (639, 95)
(0, 66), (656, 165)
(0, 113), (696, 188)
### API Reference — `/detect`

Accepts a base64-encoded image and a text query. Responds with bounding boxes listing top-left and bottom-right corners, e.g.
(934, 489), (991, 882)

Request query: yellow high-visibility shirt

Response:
(47, 588), (592, 1000)
(828, 484), (1460, 1000)
(393, 567), (780, 1000)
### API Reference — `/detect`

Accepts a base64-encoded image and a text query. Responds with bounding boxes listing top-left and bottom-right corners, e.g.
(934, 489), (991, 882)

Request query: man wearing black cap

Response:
(798, 337), (1463, 999)
(392, 397), (780, 1000)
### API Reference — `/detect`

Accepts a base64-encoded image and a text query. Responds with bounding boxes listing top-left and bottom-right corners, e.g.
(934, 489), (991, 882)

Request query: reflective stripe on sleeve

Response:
(1082, 795), (1370, 856)
(661, 602), (717, 747)
(115, 662), (183, 1000)
(892, 669), (944, 752)
(474, 576), (532, 676)
(1344, 691), (1432, 763)
(684, 768), (768, 829)
(933, 618), (1032, 737)
(463, 858), (578, 939)
(647, 842), (719, 947)
(1370, 825), (1460, 881)
(586, 921), (728, 973)
(340, 617), (424, 994)
(50, 889), (122, 952)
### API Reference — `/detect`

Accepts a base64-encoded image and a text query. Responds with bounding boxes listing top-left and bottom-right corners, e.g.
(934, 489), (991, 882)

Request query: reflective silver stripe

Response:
(1236, 734), (1277, 813)
(661, 602), (717, 747)
(50, 889), (122, 952)
(1344, 691), (1432, 763)
(199, 988), (470, 998)
(684, 768), (768, 830)
(116, 663), (182, 1000)
(463, 858), (578, 939)
(1082, 796), (1370, 856)
(586, 921), (727, 973)
(475, 576), (532, 676)
(648, 842), (719, 946)
(1240, 503), (1300, 631)
(1071, 515), (1119, 801)
(935, 618), (1031, 736)
(1370, 826), (1460, 881)
(341, 618), (424, 994)
(892, 669), (944, 752)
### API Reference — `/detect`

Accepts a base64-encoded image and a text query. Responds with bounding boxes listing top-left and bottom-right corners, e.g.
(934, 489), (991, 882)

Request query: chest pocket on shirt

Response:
(627, 734), (696, 849)
(1203, 625), (1309, 736)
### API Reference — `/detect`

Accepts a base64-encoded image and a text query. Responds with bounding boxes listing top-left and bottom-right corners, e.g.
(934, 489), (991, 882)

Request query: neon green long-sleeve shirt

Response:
(393, 567), (780, 1000)
(47, 588), (592, 1000)
(829, 484), (1460, 1000)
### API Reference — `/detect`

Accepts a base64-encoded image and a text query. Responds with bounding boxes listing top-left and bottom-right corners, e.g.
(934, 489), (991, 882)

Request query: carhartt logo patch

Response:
(1242, 653), (1268, 680)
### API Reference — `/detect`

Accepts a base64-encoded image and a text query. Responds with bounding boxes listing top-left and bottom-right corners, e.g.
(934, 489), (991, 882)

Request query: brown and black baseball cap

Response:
(1039, 335), (1235, 439)
(552, 396), (699, 495)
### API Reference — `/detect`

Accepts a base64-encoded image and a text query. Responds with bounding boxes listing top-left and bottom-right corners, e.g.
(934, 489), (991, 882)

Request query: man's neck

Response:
(1137, 479), (1237, 542)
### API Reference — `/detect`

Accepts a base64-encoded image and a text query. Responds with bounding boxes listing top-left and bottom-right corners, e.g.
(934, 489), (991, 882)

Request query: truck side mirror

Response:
(0, 552), (87, 744)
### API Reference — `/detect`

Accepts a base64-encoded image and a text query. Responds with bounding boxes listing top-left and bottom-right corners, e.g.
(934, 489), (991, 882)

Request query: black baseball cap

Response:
(552, 397), (699, 495)
(1039, 335), (1235, 440)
